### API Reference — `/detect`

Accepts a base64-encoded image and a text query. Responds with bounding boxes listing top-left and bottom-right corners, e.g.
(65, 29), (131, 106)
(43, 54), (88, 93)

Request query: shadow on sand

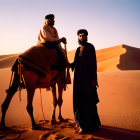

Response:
(90, 125), (140, 140)
(1, 121), (140, 140)
(117, 44), (140, 70)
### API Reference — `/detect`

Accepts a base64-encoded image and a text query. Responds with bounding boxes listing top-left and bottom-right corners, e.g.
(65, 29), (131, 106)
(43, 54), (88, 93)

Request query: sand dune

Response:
(0, 54), (19, 69)
(0, 44), (140, 71)
(68, 44), (140, 72)
(0, 44), (140, 139)
(96, 44), (140, 71)
(0, 54), (18, 59)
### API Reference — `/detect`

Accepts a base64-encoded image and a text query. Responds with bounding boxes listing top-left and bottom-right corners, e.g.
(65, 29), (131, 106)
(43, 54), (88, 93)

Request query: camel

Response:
(0, 46), (70, 130)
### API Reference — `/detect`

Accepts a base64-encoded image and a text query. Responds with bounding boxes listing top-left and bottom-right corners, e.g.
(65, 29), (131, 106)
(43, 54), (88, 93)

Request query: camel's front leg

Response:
(51, 84), (57, 124)
(24, 70), (39, 129)
(58, 84), (65, 122)
(26, 89), (37, 129)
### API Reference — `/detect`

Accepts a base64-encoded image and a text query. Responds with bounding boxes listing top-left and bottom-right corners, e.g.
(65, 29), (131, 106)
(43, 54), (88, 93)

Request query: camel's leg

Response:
(1, 92), (16, 129)
(26, 89), (37, 129)
(1, 71), (19, 130)
(57, 84), (64, 122)
(24, 70), (38, 129)
(51, 84), (57, 124)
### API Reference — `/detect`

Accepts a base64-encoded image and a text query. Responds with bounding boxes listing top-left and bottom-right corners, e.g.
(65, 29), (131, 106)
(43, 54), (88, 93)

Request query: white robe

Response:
(37, 24), (66, 57)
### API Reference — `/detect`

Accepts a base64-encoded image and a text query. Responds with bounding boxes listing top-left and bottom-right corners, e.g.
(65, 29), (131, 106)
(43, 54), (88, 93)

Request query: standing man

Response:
(71, 29), (101, 134)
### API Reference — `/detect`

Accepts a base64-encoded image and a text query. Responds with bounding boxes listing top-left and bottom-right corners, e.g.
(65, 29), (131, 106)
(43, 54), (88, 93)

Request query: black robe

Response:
(72, 42), (101, 131)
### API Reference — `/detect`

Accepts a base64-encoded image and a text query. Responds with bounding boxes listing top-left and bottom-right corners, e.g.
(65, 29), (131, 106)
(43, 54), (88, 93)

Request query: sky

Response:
(0, 0), (140, 55)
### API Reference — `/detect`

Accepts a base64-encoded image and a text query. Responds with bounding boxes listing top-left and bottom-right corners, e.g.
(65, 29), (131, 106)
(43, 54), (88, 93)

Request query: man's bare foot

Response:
(78, 128), (85, 134)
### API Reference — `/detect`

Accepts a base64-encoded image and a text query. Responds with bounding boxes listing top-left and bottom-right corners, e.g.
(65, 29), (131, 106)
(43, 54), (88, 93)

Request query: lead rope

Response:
(39, 89), (46, 123)
(64, 44), (71, 86)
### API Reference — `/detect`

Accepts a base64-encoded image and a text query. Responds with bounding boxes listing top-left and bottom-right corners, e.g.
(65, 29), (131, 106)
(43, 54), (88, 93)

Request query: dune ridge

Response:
(96, 44), (140, 71)
(0, 44), (140, 72)
(0, 54), (18, 59)
(0, 54), (19, 69)
(66, 44), (140, 72)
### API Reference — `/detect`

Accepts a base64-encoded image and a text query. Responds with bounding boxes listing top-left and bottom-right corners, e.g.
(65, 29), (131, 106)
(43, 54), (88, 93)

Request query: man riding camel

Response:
(1, 14), (70, 130)
(6, 14), (70, 94)
(37, 14), (69, 72)
(38, 14), (67, 58)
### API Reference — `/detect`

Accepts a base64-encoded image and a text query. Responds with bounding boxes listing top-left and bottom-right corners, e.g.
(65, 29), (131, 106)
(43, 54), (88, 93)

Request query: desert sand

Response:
(0, 44), (140, 139)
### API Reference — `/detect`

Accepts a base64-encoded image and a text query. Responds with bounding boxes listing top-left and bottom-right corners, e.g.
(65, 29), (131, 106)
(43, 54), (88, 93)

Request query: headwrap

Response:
(77, 29), (88, 36)
(45, 14), (54, 19)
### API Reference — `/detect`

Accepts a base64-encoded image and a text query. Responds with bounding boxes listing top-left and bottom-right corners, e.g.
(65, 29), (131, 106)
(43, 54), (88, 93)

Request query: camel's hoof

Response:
(58, 117), (65, 122)
(0, 125), (9, 131)
(51, 119), (56, 125)
(32, 124), (40, 130)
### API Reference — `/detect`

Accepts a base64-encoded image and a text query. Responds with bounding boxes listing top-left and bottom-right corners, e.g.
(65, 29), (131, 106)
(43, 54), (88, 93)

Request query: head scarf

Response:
(44, 14), (55, 26)
(77, 29), (88, 36)
(45, 14), (54, 19)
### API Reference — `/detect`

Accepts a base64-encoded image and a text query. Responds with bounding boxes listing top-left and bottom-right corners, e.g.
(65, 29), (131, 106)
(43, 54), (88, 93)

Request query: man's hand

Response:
(91, 80), (97, 87)
(60, 37), (67, 44)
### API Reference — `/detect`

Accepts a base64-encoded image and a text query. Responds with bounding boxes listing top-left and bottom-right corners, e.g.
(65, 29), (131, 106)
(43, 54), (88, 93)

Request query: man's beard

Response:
(48, 22), (54, 27)
(78, 38), (87, 46)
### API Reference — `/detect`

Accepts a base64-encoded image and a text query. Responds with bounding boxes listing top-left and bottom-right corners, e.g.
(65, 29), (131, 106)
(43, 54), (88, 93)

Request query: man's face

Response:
(78, 33), (87, 45)
(78, 33), (87, 42)
(48, 18), (55, 26)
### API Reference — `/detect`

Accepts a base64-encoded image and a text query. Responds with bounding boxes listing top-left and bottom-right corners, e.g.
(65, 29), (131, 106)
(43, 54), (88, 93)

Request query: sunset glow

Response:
(0, 0), (140, 55)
